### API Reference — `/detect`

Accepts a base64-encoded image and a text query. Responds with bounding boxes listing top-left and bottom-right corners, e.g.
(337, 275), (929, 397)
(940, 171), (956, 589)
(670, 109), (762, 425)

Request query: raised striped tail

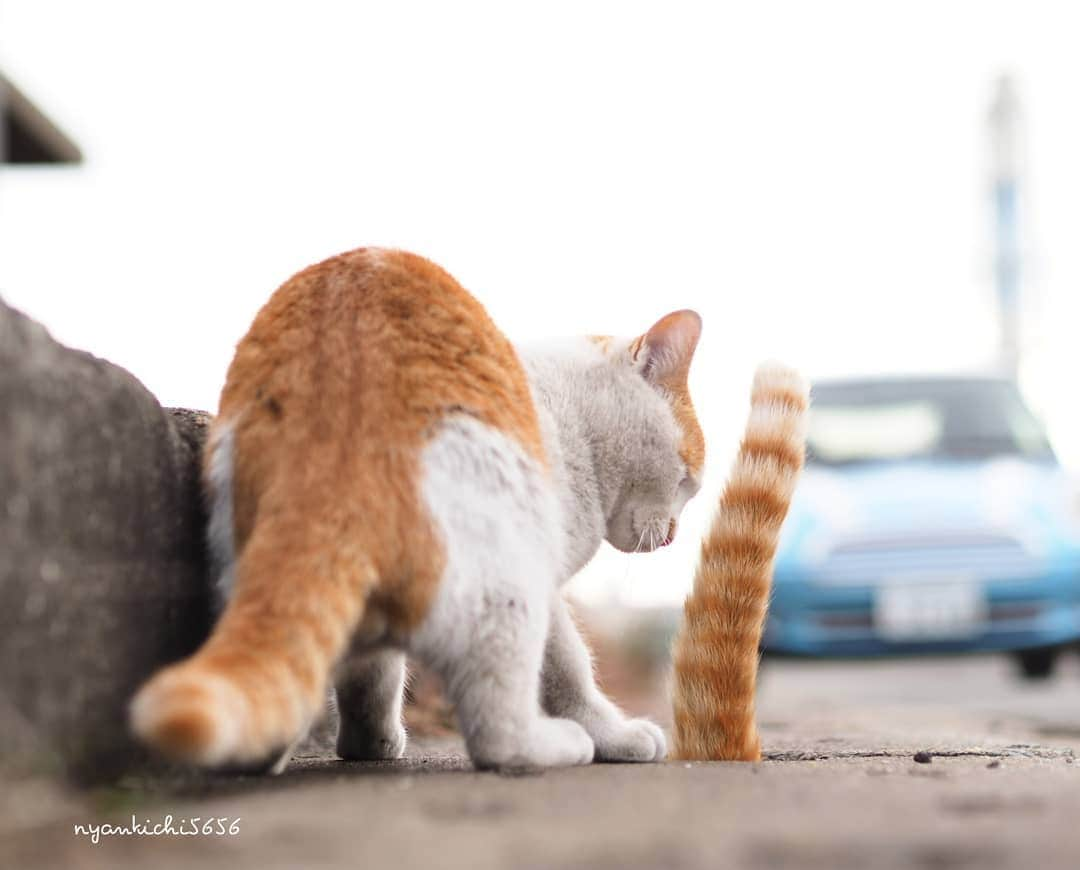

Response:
(670, 362), (810, 760)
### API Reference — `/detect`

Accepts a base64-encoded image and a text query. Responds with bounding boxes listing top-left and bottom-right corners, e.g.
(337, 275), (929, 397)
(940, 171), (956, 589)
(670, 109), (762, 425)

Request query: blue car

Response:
(768, 375), (1080, 678)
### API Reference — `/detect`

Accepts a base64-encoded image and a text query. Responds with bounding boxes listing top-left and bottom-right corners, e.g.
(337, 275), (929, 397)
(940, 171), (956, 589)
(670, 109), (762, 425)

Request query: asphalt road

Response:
(6, 654), (1079, 870)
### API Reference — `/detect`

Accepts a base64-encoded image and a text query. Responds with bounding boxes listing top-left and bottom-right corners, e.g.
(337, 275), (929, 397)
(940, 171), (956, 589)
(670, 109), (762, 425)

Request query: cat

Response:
(131, 247), (707, 772)
(671, 363), (809, 761)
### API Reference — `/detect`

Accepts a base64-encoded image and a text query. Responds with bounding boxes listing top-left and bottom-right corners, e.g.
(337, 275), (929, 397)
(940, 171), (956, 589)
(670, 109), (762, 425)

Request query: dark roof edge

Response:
(1, 71), (83, 164)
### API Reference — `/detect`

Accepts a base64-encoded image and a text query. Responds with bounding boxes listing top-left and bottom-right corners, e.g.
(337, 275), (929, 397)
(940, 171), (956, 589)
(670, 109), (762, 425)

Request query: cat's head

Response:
(591, 310), (705, 553)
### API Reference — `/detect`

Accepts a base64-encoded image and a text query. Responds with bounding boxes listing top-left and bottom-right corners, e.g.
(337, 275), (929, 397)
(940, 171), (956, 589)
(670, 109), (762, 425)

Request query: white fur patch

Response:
(412, 414), (565, 667)
(752, 361), (810, 401)
(408, 416), (603, 768)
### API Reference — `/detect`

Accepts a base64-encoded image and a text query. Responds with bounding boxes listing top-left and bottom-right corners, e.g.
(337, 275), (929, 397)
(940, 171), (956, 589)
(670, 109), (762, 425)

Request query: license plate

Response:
(873, 580), (986, 640)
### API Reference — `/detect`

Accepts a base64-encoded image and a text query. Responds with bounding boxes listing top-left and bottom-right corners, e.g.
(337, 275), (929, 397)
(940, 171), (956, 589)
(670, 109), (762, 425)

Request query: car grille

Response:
(814, 601), (1044, 629)
(817, 531), (1043, 585)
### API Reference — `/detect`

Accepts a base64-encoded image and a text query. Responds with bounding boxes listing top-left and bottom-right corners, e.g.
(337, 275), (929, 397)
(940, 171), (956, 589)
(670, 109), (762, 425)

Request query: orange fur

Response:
(670, 363), (809, 761)
(586, 334), (614, 354)
(132, 248), (545, 765)
(632, 311), (705, 476)
(595, 312), (705, 481)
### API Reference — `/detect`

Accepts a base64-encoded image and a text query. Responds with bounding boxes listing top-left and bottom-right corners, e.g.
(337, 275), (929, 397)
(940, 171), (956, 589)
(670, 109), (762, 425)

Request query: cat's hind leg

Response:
(413, 418), (594, 771)
(335, 648), (408, 761)
(416, 575), (594, 771)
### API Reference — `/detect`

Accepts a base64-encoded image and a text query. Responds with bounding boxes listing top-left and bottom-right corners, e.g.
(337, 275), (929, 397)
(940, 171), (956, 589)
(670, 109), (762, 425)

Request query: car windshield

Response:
(808, 379), (1054, 466)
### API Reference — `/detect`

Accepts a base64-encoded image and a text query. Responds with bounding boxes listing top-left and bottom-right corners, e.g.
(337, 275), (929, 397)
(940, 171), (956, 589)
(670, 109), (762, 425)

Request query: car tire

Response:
(1014, 647), (1058, 680)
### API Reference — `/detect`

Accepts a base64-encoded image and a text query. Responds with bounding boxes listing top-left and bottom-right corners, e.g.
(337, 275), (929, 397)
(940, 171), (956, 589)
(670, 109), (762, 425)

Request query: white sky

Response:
(3, 1), (1080, 605)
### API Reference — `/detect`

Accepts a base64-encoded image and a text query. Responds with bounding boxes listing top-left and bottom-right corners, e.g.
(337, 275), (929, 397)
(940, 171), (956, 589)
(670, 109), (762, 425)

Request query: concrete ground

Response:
(5, 654), (1079, 870)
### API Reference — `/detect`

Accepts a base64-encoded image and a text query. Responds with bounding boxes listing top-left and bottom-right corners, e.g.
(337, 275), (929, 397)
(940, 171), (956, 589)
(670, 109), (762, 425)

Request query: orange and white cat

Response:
(132, 247), (707, 771)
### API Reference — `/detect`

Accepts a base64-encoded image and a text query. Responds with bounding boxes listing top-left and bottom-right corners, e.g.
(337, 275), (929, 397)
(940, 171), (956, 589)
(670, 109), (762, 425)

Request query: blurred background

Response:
(3, 1), (1079, 735)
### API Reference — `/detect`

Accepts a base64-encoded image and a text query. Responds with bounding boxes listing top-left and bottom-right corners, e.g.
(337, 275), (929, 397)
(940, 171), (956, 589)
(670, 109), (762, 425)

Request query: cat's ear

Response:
(630, 310), (702, 385)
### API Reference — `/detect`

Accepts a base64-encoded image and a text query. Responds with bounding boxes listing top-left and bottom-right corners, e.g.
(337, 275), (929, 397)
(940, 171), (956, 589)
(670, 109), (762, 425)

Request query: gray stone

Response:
(0, 297), (214, 782)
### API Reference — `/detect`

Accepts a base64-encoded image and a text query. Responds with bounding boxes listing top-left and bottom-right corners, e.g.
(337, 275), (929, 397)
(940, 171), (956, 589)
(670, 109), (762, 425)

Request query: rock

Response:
(0, 297), (214, 783)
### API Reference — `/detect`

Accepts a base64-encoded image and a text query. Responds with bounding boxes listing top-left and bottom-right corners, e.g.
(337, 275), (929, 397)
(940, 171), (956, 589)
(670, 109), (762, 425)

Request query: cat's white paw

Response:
(336, 718), (407, 761)
(593, 717), (667, 762)
(472, 717), (594, 771)
(538, 717), (596, 767)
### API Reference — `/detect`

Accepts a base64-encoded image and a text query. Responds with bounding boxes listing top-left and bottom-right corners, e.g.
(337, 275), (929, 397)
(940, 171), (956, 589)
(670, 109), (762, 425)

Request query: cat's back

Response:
(219, 247), (542, 456)
(215, 248), (547, 586)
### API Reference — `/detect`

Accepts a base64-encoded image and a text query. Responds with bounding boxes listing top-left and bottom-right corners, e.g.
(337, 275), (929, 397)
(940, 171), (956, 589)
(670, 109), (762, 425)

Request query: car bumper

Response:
(765, 574), (1080, 657)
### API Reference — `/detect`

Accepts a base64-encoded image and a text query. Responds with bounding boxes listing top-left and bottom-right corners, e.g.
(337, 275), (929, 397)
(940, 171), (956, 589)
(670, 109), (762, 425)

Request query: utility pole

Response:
(988, 75), (1022, 381)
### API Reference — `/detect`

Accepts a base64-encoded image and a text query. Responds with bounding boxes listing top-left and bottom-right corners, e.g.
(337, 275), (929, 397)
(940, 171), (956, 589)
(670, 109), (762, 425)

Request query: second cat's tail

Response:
(670, 362), (809, 761)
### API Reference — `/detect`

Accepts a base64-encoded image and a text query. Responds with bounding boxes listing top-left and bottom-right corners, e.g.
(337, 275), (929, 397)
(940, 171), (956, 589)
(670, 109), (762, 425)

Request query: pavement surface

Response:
(4, 654), (1078, 870)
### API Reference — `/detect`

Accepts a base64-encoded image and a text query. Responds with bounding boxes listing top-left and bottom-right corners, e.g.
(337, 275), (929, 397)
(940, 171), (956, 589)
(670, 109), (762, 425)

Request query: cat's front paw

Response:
(336, 717), (407, 761)
(471, 717), (595, 771)
(593, 717), (667, 762)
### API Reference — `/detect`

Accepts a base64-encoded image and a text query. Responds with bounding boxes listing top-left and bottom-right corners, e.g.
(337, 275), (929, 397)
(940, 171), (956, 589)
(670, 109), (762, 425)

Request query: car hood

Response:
(778, 457), (1080, 567)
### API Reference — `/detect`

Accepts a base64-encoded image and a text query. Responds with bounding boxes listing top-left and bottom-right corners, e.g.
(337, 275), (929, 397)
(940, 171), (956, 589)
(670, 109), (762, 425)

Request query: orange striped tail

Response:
(130, 518), (369, 770)
(671, 362), (809, 760)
